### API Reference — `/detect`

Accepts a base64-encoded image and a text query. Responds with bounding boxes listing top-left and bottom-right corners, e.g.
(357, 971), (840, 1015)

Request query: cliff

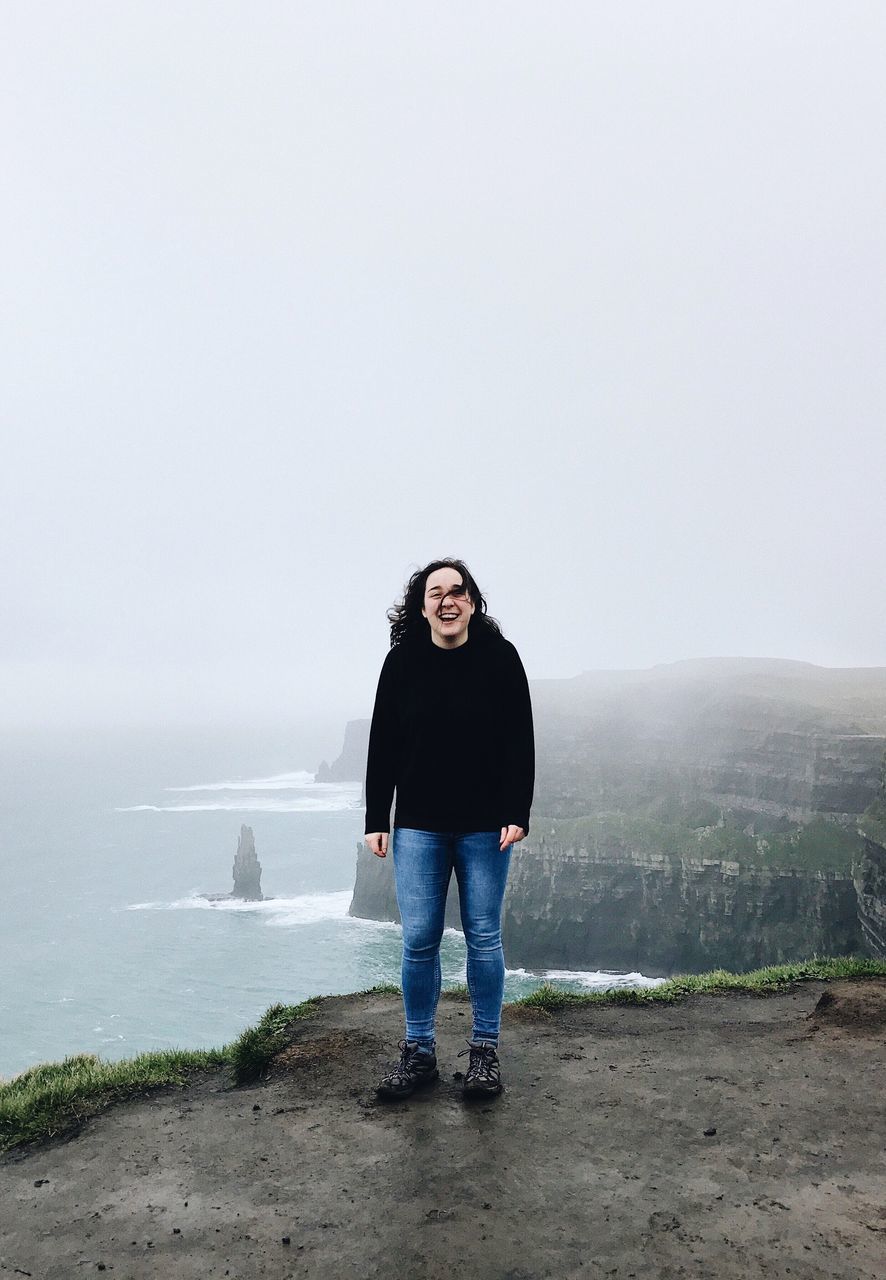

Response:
(346, 658), (886, 974)
(532, 658), (886, 820)
(502, 834), (861, 976)
(315, 719), (371, 785)
(321, 659), (886, 818)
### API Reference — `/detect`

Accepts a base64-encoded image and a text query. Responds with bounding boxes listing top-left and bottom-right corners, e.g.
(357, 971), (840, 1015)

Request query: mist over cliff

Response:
(341, 657), (886, 974)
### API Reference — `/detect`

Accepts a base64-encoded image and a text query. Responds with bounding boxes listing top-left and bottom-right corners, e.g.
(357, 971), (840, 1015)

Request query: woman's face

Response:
(421, 567), (475, 648)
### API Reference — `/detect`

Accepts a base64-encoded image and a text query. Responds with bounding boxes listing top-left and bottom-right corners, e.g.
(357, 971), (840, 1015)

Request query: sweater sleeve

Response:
(501, 641), (535, 835)
(364, 647), (400, 834)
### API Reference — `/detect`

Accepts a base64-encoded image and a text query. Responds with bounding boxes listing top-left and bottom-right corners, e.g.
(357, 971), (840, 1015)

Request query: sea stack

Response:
(232, 824), (263, 901)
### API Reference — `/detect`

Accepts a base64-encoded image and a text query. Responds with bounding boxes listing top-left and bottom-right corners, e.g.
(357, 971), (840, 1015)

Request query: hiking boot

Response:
(457, 1039), (503, 1097)
(375, 1039), (439, 1100)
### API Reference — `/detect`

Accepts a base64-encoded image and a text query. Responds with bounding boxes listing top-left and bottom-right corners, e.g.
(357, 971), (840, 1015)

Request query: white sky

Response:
(2, 2), (884, 730)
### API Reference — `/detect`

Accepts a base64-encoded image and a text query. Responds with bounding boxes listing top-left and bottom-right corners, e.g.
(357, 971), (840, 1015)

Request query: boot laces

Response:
(386, 1038), (429, 1085)
(457, 1040), (499, 1083)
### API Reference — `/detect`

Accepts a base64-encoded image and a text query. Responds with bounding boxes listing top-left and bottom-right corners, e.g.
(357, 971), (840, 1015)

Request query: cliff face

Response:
(855, 751), (886, 959)
(349, 843), (440, 928)
(315, 720), (370, 785)
(535, 693), (886, 822)
(349, 837), (862, 977)
(854, 839), (886, 959)
(346, 660), (886, 974)
(503, 838), (861, 976)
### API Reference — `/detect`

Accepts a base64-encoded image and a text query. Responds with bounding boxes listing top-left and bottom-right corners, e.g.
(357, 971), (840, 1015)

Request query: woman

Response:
(364, 558), (534, 1101)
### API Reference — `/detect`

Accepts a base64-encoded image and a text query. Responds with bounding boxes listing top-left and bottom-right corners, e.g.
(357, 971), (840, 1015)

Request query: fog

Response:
(2, 2), (884, 733)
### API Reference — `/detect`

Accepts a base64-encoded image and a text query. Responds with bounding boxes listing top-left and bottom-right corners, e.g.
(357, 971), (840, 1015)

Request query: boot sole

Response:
(375, 1067), (439, 1100)
(462, 1080), (503, 1099)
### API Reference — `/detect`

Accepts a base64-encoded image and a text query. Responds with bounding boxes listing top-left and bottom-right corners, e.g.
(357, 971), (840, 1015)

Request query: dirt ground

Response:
(2, 978), (885, 1280)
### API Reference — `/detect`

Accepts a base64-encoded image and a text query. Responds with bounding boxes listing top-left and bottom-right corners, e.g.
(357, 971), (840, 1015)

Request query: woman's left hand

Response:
(500, 825), (525, 851)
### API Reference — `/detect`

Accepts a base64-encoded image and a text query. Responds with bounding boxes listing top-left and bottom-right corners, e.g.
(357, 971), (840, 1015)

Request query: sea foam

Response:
(167, 770), (319, 792)
(127, 888), (355, 924)
(116, 773), (362, 814)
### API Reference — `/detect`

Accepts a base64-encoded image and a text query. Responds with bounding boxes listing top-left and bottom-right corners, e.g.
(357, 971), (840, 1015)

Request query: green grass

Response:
(0, 984), (411, 1153)
(0, 1047), (230, 1154)
(507, 954), (886, 1010)
(441, 982), (470, 999)
(228, 997), (324, 1084)
(3, 961), (885, 1155)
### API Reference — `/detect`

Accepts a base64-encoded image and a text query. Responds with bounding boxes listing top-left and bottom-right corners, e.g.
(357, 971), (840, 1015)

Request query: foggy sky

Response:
(2, 2), (885, 731)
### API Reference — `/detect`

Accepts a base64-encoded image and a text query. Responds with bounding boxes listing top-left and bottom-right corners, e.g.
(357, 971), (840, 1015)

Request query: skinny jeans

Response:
(391, 827), (511, 1044)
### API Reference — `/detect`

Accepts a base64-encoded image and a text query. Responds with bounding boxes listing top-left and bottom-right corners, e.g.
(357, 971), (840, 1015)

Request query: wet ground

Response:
(2, 978), (885, 1279)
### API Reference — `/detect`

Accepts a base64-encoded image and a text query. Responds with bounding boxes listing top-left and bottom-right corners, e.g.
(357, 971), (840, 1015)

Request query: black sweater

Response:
(364, 624), (535, 835)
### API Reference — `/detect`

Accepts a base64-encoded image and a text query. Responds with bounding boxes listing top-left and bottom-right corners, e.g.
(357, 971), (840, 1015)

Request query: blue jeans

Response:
(391, 827), (512, 1045)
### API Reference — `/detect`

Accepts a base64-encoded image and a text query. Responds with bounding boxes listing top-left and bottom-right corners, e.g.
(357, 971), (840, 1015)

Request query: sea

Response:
(0, 723), (662, 1081)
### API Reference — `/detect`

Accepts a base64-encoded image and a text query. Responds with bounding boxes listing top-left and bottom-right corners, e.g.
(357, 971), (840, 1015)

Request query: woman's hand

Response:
(500, 825), (525, 851)
(365, 832), (389, 858)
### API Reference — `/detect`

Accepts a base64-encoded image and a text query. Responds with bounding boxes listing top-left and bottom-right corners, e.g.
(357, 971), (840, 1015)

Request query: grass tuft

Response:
(0, 1046), (229, 1154)
(441, 982), (470, 1000)
(229, 998), (324, 1084)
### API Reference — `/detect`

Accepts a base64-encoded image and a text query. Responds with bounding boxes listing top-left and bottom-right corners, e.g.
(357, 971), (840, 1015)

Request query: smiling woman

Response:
(422, 567), (475, 647)
(363, 558), (535, 1102)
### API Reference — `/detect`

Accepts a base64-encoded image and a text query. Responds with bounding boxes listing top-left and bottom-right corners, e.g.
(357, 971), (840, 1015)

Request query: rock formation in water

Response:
(232, 824), (263, 901)
(202, 826), (266, 903)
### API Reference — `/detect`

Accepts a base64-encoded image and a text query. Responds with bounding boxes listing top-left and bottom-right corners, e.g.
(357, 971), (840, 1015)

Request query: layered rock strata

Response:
(854, 838), (886, 959)
(855, 753), (886, 959)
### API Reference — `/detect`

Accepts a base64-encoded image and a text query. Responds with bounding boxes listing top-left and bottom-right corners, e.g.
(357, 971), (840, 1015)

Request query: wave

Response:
(117, 793), (361, 814)
(115, 770), (362, 813)
(127, 890), (398, 932)
(127, 888), (355, 924)
(438, 965), (663, 989)
(116, 780), (362, 814)
(124, 896), (664, 988)
(527, 967), (666, 989)
(167, 770), (319, 792)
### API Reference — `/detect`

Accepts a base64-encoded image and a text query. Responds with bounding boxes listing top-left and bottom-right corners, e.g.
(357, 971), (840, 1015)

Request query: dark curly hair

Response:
(387, 558), (503, 647)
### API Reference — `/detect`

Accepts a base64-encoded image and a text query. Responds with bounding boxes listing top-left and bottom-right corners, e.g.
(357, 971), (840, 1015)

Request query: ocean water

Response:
(0, 725), (662, 1080)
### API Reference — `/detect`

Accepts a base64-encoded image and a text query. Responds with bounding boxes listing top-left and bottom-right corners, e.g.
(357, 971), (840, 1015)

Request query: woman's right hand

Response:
(365, 832), (389, 858)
